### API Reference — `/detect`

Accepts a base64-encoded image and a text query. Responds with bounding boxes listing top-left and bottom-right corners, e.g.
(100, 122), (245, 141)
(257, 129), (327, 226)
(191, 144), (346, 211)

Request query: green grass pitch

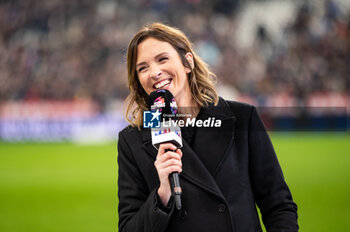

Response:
(0, 132), (349, 232)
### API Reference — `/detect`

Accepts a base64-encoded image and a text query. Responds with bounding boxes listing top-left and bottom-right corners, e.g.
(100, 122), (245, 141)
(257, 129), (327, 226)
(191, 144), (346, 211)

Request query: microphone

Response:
(148, 89), (183, 210)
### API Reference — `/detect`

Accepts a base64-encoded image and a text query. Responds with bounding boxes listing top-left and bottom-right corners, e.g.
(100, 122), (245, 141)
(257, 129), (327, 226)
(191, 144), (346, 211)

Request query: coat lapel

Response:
(192, 98), (236, 176)
(141, 98), (236, 200)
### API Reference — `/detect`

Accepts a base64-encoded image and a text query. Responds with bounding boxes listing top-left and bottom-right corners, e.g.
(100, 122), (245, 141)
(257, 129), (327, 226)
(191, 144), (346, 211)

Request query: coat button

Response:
(179, 209), (187, 220)
(218, 203), (226, 213)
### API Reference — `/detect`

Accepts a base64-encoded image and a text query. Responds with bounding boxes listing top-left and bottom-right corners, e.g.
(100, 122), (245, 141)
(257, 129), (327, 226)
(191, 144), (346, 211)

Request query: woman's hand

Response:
(154, 143), (183, 206)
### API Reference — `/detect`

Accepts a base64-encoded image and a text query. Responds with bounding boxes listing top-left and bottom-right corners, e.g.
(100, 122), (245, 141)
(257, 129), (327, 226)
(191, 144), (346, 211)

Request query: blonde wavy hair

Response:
(125, 22), (218, 128)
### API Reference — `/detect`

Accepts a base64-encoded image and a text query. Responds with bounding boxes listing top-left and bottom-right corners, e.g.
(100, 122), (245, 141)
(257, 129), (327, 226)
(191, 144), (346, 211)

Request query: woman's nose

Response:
(150, 67), (162, 80)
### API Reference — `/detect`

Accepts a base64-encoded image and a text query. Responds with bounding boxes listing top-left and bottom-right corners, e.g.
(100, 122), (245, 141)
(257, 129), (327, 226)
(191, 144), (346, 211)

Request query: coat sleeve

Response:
(118, 130), (174, 232)
(248, 106), (299, 231)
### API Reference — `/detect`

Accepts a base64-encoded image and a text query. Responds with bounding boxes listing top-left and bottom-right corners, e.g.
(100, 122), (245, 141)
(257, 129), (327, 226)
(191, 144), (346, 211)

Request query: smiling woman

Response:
(136, 38), (193, 107)
(125, 23), (218, 128)
(118, 22), (298, 232)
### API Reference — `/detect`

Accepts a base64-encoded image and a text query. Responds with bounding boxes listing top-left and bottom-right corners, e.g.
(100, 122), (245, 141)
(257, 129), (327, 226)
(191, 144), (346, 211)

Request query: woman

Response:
(118, 22), (298, 232)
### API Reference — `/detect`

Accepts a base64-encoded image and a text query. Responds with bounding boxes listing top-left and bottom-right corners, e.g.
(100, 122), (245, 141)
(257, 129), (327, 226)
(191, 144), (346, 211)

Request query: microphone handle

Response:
(169, 172), (182, 210)
(166, 149), (182, 210)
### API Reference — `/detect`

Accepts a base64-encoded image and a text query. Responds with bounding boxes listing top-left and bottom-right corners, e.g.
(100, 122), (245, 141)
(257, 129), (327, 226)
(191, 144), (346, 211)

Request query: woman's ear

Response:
(185, 52), (194, 73)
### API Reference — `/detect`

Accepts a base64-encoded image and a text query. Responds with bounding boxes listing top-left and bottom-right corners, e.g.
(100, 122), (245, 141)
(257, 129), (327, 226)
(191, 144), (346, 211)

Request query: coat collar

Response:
(199, 97), (236, 120)
(141, 98), (236, 199)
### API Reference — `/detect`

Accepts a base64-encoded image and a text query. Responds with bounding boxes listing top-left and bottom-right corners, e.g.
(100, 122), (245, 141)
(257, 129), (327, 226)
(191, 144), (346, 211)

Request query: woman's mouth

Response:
(153, 79), (172, 89)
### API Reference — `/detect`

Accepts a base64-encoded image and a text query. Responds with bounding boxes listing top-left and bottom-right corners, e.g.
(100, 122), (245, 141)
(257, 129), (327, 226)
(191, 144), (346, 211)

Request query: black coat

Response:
(118, 98), (298, 232)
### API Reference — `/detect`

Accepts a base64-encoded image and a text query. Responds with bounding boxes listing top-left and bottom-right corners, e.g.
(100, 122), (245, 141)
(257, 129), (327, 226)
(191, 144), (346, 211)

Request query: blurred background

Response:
(0, 0), (349, 231)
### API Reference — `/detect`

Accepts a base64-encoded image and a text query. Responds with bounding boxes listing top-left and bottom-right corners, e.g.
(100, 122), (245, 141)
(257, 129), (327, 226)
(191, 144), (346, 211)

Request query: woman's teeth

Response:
(155, 79), (171, 89)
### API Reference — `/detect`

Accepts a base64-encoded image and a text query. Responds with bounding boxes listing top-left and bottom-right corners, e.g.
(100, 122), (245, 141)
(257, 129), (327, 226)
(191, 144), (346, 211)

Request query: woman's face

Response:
(136, 37), (193, 105)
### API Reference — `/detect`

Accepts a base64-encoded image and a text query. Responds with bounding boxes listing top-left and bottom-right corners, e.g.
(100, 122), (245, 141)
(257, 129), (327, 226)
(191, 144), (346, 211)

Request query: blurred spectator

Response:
(0, 0), (349, 111)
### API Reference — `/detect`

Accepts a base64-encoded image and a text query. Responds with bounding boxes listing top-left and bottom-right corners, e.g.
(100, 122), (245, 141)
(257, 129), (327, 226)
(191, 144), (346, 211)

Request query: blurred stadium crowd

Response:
(0, 0), (349, 109)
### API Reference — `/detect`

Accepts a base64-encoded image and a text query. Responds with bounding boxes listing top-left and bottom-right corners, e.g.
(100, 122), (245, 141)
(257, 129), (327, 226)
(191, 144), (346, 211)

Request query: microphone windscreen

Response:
(149, 90), (182, 149)
(148, 89), (177, 120)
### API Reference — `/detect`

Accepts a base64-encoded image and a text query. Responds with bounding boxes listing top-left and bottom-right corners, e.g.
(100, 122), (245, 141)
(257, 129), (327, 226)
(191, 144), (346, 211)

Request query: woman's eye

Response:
(159, 57), (168, 62)
(138, 67), (146, 73)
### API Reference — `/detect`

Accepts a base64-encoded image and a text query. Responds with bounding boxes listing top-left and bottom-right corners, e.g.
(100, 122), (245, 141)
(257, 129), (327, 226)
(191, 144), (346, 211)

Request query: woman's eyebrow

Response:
(155, 52), (169, 59)
(136, 62), (147, 68)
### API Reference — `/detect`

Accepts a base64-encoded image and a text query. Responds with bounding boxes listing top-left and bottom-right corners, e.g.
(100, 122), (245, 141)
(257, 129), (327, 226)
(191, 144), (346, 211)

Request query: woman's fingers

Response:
(156, 151), (181, 163)
(175, 148), (183, 157)
(155, 143), (183, 205)
(158, 143), (178, 155)
(155, 143), (183, 184)
(156, 157), (182, 172)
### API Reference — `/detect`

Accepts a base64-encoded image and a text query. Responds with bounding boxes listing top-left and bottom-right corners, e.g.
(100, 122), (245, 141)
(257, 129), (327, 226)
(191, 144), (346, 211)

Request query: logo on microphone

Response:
(150, 96), (165, 111)
(143, 110), (161, 128)
(170, 98), (177, 114)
